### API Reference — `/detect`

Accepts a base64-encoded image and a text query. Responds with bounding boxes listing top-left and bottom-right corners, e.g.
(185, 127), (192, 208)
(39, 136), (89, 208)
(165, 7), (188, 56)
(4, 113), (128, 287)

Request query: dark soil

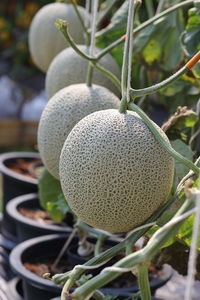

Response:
(18, 208), (57, 225)
(24, 257), (70, 277)
(24, 253), (164, 289)
(7, 158), (42, 178)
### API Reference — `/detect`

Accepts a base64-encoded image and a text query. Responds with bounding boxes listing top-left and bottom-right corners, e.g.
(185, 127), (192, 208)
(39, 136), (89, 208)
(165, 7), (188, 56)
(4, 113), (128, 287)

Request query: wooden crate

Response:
(0, 119), (38, 147)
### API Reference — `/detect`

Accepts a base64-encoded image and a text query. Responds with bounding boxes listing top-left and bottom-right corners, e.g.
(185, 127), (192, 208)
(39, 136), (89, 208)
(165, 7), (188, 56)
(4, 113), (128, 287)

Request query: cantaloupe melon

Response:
(28, 3), (89, 72)
(38, 84), (119, 179)
(45, 45), (120, 98)
(59, 109), (174, 233)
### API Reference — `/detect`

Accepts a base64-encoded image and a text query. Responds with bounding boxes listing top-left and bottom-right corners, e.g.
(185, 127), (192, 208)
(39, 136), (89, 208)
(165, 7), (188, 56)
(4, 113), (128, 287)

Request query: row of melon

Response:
(30, 2), (174, 233)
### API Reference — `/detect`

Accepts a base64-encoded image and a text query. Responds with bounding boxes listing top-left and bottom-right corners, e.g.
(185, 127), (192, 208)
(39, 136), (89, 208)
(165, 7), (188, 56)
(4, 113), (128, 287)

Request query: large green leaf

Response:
(96, 0), (129, 37)
(171, 140), (194, 180)
(38, 168), (69, 223)
(181, 7), (200, 59)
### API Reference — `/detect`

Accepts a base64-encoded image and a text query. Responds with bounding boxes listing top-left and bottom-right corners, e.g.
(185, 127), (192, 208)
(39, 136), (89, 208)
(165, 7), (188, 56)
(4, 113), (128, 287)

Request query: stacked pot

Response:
(0, 152), (73, 300)
(0, 152), (172, 300)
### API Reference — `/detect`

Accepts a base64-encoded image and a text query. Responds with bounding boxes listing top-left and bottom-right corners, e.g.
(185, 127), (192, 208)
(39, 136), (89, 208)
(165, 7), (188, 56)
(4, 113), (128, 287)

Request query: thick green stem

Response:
(130, 66), (187, 100)
(71, 196), (195, 300)
(93, 62), (121, 92)
(137, 263), (151, 300)
(86, 62), (94, 87)
(53, 191), (179, 287)
(119, 96), (128, 113)
(96, 0), (194, 58)
(94, 234), (107, 257)
(55, 19), (97, 62)
(145, 0), (155, 18)
(128, 102), (200, 176)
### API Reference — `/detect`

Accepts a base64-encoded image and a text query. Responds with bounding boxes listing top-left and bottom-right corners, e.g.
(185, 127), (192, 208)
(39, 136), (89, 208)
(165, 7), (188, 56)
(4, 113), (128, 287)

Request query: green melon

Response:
(59, 109), (174, 233)
(38, 84), (119, 179)
(28, 3), (89, 72)
(45, 45), (120, 98)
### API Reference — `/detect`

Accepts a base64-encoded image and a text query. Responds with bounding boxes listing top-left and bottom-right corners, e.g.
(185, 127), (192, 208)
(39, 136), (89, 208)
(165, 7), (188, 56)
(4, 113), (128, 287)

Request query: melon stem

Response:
(137, 263), (151, 300)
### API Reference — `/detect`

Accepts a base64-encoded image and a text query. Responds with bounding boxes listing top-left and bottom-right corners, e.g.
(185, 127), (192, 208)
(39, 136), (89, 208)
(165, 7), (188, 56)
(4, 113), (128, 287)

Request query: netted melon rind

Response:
(45, 45), (120, 98)
(60, 109), (174, 233)
(28, 3), (89, 72)
(38, 84), (119, 179)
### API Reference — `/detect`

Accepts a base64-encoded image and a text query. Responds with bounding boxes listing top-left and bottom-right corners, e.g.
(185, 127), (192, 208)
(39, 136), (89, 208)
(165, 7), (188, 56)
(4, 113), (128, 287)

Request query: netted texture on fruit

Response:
(45, 45), (120, 98)
(60, 109), (174, 233)
(38, 85), (119, 179)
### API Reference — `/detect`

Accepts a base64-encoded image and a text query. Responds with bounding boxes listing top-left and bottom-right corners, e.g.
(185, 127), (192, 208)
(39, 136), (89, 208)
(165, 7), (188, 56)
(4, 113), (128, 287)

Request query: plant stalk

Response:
(128, 102), (200, 176)
(130, 66), (187, 99)
(96, 0), (194, 58)
(55, 19), (97, 62)
(71, 196), (195, 300)
(137, 263), (151, 300)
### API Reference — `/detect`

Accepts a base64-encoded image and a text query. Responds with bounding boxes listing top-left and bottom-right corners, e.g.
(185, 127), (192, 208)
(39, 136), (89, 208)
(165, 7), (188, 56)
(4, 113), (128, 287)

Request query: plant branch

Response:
(70, 196), (195, 299)
(96, 0), (194, 59)
(52, 189), (181, 288)
(128, 102), (200, 176)
(130, 66), (187, 100)
(55, 19), (97, 62)
(93, 62), (121, 92)
(137, 263), (151, 300)
(94, 234), (107, 257)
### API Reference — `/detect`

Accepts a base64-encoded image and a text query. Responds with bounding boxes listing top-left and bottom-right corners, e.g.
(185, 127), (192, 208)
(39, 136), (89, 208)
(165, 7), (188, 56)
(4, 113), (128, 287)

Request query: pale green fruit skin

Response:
(38, 84), (119, 179)
(28, 3), (89, 72)
(60, 109), (174, 233)
(45, 45), (120, 98)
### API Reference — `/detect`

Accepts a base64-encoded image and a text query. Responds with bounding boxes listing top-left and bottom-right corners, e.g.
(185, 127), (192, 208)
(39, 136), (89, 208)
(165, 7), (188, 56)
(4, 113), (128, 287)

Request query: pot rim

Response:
(9, 234), (66, 292)
(6, 193), (72, 233)
(9, 234), (173, 295)
(0, 152), (40, 184)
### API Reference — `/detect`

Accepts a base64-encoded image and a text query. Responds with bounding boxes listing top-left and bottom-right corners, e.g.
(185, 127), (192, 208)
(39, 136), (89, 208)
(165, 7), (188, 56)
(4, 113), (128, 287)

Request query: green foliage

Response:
(171, 140), (194, 180)
(38, 168), (69, 223)
(163, 106), (199, 141)
(181, 6), (200, 58)
(134, 11), (183, 71)
(96, 0), (129, 38)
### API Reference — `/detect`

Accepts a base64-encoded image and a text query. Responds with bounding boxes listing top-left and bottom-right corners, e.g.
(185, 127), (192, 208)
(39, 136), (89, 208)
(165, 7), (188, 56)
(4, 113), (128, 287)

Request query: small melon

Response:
(28, 3), (89, 72)
(59, 109), (174, 233)
(38, 84), (119, 179)
(45, 45), (120, 98)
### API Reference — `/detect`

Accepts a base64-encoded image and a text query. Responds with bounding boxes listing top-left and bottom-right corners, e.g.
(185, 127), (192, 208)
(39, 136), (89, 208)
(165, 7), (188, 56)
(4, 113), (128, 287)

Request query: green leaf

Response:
(96, 0), (129, 37)
(38, 168), (69, 223)
(171, 140), (194, 180)
(159, 79), (188, 97)
(181, 7), (200, 57)
(192, 61), (200, 78)
(142, 39), (162, 64)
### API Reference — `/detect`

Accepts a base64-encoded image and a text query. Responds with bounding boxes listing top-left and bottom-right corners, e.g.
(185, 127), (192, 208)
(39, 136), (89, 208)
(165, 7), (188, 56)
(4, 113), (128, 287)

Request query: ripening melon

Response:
(45, 45), (120, 98)
(28, 3), (89, 72)
(38, 84), (119, 179)
(59, 109), (174, 233)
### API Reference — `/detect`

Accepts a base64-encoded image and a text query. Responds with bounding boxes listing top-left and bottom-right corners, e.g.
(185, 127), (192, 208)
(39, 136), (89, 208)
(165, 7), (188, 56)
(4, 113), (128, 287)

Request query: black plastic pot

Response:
(10, 234), (172, 300)
(6, 193), (72, 243)
(0, 152), (40, 242)
(9, 234), (70, 300)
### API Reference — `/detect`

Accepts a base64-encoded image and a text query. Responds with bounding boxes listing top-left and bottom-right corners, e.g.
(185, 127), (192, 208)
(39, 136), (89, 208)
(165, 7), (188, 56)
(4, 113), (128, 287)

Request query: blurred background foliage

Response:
(0, 0), (199, 112)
